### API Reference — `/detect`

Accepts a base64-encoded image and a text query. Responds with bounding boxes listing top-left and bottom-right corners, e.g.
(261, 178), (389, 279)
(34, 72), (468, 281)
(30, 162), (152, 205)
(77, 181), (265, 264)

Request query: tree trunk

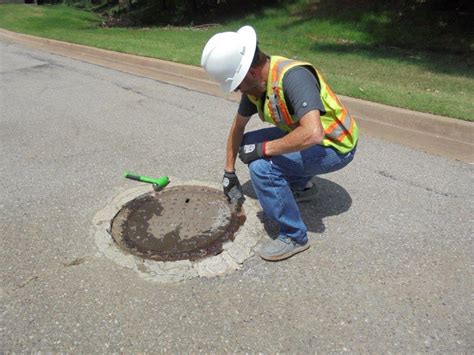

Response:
(119, 0), (130, 10)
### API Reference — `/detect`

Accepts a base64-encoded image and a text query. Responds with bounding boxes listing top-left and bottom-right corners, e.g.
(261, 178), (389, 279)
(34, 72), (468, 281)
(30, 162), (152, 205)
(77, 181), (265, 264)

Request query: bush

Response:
(63, 0), (282, 26)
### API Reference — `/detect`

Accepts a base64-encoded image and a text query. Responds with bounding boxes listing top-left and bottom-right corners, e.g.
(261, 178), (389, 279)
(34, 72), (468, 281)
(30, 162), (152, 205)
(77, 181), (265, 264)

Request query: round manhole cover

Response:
(110, 185), (244, 261)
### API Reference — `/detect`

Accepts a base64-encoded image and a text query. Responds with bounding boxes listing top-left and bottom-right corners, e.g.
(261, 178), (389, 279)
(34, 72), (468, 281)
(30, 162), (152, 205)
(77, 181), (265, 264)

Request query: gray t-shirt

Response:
(238, 66), (326, 120)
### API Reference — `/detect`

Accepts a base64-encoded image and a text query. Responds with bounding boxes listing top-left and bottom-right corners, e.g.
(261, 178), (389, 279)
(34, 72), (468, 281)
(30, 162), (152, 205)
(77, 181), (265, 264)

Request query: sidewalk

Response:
(1, 28), (472, 162)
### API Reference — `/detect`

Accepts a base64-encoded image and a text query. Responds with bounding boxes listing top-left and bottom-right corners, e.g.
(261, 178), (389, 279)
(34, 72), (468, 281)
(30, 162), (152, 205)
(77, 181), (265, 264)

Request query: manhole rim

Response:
(110, 185), (243, 262)
(93, 179), (264, 283)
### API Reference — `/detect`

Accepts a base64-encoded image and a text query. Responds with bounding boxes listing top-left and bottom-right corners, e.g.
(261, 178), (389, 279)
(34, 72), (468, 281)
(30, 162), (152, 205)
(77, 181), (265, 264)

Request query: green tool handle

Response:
(124, 172), (170, 188)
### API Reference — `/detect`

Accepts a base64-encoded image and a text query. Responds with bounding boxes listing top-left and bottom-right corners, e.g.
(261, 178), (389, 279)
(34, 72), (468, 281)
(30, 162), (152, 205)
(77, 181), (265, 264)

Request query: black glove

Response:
(223, 171), (245, 206)
(238, 142), (266, 164)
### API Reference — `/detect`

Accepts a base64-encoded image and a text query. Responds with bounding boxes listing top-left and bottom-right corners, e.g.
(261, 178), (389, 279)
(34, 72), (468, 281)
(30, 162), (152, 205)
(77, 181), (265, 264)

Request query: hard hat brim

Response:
(226, 25), (257, 93)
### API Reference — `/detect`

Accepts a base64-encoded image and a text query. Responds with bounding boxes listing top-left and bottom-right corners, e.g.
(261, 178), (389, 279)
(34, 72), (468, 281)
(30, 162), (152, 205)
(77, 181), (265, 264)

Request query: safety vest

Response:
(247, 56), (358, 154)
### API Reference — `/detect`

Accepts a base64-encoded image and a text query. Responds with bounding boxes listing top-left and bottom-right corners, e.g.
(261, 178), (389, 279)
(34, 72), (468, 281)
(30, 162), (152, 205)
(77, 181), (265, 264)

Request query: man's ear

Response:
(247, 67), (258, 78)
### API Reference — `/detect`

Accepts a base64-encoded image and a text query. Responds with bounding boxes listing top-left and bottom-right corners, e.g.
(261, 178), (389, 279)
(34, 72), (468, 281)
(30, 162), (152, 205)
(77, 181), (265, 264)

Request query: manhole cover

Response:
(110, 185), (244, 261)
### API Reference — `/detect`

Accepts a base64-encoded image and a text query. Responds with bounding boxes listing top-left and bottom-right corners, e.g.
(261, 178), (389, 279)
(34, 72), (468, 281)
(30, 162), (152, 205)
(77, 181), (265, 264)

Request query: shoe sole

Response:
(260, 243), (310, 261)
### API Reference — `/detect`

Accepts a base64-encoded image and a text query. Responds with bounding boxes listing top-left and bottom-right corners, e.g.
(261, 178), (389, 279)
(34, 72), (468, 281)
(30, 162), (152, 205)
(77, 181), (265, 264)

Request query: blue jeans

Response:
(243, 127), (356, 244)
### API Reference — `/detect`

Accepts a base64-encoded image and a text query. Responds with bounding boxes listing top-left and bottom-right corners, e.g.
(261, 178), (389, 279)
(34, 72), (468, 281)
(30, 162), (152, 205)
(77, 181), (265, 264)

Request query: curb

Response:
(1, 28), (472, 163)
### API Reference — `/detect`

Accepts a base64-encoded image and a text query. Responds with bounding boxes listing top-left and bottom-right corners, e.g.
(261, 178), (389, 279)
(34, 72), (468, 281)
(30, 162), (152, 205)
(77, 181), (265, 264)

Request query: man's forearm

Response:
(265, 112), (324, 156)
(264, 126), (318, 156)
(225, 116), (247, 172)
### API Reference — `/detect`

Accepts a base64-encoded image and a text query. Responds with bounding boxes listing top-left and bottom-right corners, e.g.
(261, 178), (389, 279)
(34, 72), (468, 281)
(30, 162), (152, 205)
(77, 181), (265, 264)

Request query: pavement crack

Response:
(378, 170), (398, 181)
(377, 170), (459, 198)
(113, 83), (152, 100)
(1, 63), (52, 75)
(10, 256), (93, 293)
(17, 276), (39, 289)
(13, 50), (63, 67)
(62, 257), (86, 267)
(120, 85), (145, 95)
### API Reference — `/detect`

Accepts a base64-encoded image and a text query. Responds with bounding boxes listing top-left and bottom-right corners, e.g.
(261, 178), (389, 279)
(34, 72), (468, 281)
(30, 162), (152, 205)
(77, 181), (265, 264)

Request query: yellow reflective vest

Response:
(247, 56), (359, 154)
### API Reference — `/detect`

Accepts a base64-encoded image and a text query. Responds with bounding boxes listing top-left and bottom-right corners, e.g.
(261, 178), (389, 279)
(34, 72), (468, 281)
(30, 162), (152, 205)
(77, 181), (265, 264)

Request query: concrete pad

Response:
(93, 180), (264, 283)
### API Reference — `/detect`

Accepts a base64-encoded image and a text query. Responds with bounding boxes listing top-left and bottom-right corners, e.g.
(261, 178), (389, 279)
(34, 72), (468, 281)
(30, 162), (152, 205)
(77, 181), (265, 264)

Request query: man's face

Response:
(235, 69), (265, 96)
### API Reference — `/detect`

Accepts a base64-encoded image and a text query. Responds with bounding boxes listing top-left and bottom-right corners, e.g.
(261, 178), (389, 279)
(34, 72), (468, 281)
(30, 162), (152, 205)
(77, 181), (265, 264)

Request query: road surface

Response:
(1, 41), (472, 352)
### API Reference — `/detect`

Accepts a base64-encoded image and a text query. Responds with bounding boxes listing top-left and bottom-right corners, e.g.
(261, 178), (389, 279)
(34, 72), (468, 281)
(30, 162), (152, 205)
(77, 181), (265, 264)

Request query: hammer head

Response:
(152, 183), (166, 192)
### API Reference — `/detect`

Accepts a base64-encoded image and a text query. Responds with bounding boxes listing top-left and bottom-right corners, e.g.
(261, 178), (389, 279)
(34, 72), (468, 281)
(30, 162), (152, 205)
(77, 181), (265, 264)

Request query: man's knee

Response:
(248, 158), (271, 178)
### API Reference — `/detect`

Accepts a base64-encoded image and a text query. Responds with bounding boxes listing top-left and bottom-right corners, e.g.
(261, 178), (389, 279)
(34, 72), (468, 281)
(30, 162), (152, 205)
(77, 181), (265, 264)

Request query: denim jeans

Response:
(243, 127), (356, 244)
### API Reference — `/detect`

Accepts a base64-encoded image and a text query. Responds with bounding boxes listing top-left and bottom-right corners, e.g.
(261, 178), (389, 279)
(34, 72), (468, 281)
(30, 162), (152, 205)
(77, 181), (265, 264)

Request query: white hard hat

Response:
(201, 25), (257, 93)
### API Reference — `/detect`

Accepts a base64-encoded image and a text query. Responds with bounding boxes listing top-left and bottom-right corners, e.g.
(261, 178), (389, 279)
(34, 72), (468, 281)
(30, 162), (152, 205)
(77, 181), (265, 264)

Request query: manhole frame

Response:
(93, 179), (264, 283)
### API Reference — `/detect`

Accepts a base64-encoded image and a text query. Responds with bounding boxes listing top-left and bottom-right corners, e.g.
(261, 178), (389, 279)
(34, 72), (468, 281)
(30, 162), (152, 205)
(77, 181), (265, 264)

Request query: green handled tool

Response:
(124, 172), (170, 192)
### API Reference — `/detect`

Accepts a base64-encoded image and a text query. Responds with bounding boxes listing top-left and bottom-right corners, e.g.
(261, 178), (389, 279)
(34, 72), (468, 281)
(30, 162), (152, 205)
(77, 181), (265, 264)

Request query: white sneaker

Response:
(260, 236), (310, 261)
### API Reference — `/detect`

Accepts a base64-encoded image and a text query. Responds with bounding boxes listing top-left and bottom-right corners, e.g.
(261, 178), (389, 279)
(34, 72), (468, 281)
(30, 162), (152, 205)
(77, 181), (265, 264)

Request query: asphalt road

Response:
(1, 41), (472, 352)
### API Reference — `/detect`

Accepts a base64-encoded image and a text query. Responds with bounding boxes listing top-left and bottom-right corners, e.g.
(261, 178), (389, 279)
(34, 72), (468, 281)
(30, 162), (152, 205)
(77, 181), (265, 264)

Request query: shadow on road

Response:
(241, 176), (352, 238)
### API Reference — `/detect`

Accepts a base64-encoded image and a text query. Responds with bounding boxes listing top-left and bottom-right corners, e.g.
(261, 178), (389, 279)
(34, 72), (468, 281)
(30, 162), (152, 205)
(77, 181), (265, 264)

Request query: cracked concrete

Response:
(93, 180), (264, 283)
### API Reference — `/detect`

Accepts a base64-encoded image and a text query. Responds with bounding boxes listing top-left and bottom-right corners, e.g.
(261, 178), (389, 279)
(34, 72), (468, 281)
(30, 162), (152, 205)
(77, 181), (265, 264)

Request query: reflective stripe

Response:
(268, 94), (283, 123)
(273, 59), (294, 125)
(336, 115), (356, 141)
(330, 117), (357, 143)
(266, 59), (283, 124)
(276, 59), (293, 74)
(325, 112), (353, 142)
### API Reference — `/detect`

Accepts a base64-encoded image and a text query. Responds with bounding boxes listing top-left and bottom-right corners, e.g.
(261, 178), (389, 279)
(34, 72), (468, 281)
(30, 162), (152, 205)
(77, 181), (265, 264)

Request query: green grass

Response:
(0, 3), (473, 121)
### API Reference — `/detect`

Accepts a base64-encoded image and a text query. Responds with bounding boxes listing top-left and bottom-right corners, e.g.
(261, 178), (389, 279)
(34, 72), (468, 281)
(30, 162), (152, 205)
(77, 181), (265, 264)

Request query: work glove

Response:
(238, 142), (267, 164)
(223, 171), (245, 207)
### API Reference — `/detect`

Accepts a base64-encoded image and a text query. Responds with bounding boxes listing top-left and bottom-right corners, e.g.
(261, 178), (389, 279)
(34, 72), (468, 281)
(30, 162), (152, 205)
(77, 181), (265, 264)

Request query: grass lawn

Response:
(0, 3), (472, 121)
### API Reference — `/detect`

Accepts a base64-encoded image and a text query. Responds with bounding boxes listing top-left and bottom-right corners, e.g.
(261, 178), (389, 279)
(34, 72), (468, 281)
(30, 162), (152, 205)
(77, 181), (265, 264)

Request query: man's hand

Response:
(223, 171), (245, 206)
(238, 142), (266, 164)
